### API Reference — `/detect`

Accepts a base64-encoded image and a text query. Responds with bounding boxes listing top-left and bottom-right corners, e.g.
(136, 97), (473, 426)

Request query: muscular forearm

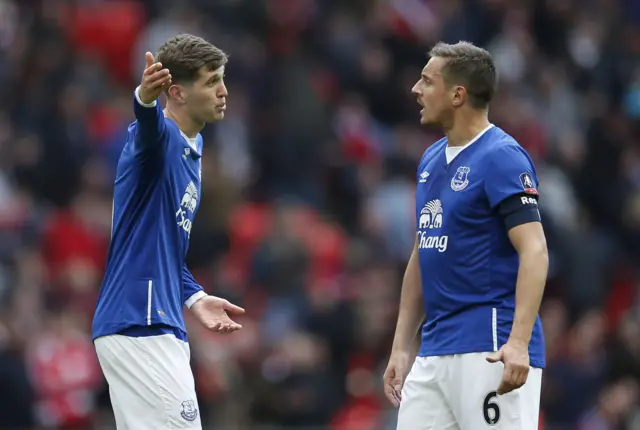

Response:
(509, 247), (548, 346)
(392, 242), (425, 354)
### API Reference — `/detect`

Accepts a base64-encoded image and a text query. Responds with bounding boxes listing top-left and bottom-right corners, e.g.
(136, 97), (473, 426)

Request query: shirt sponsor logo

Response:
(176, 182), (198, 236)
(417, 199), (448, 252)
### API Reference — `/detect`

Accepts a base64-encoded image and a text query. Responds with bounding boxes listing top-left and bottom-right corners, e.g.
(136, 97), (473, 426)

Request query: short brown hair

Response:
(429, 41), (497, 109)
(157, 34), (227, 84)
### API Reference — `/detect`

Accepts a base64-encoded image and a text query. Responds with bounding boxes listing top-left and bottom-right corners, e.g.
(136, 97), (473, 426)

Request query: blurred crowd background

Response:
(1, 0), (640, 429)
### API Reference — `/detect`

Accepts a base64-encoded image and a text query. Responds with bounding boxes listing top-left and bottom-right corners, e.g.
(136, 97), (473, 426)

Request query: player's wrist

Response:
(506, 335), (530, 349)
(508, 320), (533, 347)
(185, 290), (207, 309)
(391, 343), (412, 356)
(135, 86), (157, 107)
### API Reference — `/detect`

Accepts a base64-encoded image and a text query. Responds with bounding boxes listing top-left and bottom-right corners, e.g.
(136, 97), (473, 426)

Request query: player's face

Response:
(185, 65), (228, 123)
(411, 57), (452, 126)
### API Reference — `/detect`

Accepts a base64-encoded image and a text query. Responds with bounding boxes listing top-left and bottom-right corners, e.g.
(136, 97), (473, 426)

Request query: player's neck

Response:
(445, 111), (491, 147)
(163, 106), (204, 138)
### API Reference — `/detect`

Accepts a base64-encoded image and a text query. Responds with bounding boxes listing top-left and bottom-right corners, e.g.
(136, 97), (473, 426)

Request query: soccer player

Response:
(92, 34), (244, 429)
(383, 41), (548, 429)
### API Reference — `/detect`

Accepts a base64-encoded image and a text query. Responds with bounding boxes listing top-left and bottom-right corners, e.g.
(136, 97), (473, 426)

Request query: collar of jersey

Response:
(444, 123), (494, 164)
(446, 123), (494, 150)
(163, 116), (202, 158)
(179, 130), (201, 156)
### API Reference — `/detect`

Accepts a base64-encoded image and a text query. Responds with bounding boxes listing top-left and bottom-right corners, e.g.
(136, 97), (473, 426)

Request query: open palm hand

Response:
(190, 295), (244, 334)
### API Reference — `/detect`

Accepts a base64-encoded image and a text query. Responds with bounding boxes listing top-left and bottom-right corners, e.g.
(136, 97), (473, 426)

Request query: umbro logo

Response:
(419, 171), (430, 183)
(182, 148), (191, 161)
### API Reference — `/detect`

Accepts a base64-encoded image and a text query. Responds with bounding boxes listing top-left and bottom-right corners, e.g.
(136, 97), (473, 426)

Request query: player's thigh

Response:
(96, 335), (161, 429)
(107, 385), (129, 430)
(95, 334), (202, 429)
(397, 357), (460, 430)
(450, 352), (542, 430)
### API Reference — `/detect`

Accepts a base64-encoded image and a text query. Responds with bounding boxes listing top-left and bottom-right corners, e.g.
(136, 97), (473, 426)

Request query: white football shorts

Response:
(95, 334), (202, 429)
(397, 352), (542, 430)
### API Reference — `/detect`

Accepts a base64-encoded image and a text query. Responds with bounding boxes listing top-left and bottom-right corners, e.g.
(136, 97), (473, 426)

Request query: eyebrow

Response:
(421, 73), (430, 81)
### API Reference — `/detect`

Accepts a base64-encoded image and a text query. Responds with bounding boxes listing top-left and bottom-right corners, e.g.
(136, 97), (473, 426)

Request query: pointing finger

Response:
(145, 52), (155, 69)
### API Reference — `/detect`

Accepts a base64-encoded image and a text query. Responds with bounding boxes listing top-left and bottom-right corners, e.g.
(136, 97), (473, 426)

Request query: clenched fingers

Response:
(144, 68), (171, 89)
(497, 364), (529, 395)
(144, 61), (163, 76)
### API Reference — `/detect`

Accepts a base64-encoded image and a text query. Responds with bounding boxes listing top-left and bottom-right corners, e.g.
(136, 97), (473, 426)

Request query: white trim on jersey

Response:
(134, 86), (157, 108)
(179, 130), (199, 154)
(147, 280), (153, 325)
(184, 291), (207, 309)
(445, 123), (495, 164)
(492, 307), (498, 351)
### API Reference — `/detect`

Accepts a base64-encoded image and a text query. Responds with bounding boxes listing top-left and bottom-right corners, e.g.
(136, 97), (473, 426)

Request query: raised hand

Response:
(138, 52), (172, 105)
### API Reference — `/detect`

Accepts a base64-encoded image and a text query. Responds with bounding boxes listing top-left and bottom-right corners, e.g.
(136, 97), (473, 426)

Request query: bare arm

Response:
(507, 221), (548, 347)
(391, 237), (425, 355)
(487, 220), (548, 394)
(383, 237), (425, 406)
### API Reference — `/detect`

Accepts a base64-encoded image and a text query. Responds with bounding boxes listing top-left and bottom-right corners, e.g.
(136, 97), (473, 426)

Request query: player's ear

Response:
(168, 84), (187, 104)
(452, 86), (465, 108)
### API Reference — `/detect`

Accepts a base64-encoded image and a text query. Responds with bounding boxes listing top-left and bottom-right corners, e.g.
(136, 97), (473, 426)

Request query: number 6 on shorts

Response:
(482, 391), (500, 425)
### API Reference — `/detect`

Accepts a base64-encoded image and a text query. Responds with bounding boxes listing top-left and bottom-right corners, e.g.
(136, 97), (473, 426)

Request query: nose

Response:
(411, 82), (421, 95)
(218, 82), (228, 98)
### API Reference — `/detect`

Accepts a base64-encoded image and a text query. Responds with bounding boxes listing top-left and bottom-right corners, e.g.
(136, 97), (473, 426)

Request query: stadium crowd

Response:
(0, 0), (639, 429)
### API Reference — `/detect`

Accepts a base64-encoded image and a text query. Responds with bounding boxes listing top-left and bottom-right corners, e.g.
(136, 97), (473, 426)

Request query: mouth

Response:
(216, 104), (226, 112)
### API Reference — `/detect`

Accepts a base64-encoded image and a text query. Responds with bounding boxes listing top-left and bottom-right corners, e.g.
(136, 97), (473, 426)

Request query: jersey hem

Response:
(418, 345), (546, 369)
(92, 319), (186, 341)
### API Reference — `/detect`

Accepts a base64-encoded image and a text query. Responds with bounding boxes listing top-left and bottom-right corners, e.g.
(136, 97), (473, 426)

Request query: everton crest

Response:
(451, 166), (470, 191)
(181, 400), (198, 422)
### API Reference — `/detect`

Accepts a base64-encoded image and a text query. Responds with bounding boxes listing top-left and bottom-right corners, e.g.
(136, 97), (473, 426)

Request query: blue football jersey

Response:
(415, 125), (545, 369)
(92, 90), (205, 341)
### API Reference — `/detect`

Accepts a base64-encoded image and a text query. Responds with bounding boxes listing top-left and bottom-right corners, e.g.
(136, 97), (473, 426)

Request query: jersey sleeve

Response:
(484, 144), (539, 208)
(132, 86), (168, 157)
(416, 148), (431, 182)
(183, 264), (206, 308)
